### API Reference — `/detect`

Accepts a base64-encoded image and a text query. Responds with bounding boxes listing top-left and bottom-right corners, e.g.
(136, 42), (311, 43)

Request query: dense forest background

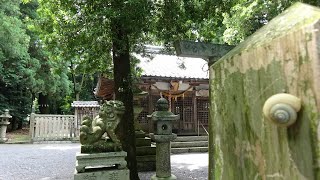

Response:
(1, 0), (318, 129)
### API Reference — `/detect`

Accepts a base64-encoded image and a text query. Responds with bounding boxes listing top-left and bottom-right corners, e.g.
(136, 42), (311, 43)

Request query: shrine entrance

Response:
(134, 90), (209, 135)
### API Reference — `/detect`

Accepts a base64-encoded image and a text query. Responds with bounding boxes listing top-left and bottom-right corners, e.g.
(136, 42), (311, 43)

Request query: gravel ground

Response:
(0, 143), (208, 180)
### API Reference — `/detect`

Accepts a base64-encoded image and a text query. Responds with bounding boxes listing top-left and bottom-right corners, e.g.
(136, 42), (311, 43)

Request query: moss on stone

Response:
(81, 139), (119, 153)
(209, 3), (320, 179)
(210, 58), (319, 179)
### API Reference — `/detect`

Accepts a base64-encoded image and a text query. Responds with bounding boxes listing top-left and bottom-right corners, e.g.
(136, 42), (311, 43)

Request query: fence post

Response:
(29, 113), (35, 142)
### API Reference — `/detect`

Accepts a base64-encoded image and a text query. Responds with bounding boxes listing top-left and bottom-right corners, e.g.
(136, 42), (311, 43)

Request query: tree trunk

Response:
(17, 117), (23, 129)
(75, 93), (80, 101)
(111, 20), (139, 179)
(9, 117), (17, 131)
(38, 93), (50, 114)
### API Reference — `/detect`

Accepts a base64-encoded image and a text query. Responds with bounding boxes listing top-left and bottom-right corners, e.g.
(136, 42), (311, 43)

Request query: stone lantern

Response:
(149, 97), (179, 180)
(0, 109), (12, 143)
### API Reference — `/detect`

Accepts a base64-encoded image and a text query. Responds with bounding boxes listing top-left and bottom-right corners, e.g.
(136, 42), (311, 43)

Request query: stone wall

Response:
(209, 3), (320, 180)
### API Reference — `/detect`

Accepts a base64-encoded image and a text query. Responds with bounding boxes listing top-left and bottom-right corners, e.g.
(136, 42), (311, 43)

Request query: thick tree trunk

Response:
(111, 21), (139, 179)
(9, 117), (17, 131)
(38, 93), (50, 114)
(17, 117), (23, 129)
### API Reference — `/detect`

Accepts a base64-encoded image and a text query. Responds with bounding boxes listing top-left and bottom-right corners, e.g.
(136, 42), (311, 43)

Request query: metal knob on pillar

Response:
(149, 98), (179, 180)
(0, 109), (12, 143)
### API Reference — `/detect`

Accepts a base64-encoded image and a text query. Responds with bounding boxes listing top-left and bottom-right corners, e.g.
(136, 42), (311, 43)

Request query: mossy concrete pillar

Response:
(209, 3), (320, 180)
(149, 98), (179, 180)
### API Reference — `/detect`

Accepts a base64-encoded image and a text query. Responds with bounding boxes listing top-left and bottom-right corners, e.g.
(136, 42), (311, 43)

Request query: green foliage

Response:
(152, 0), (228, 44)
(0, 1), (31, 84)
(36, 1), (94, 100)
(37, 0), (153, 69)
(59, 95), (73, 114)
(21, 0), (71, 96)
(37, 0), (113, 72)
(222, 0), (292, 44)
(0, 0), (73, 129)
(0, 0), (33, 123)
(32, 98), (40, 113)
(222, 0), (320, 44)
(36, 0), (155, 102)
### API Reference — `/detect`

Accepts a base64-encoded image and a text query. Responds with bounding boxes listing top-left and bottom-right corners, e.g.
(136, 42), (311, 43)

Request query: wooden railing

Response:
(29, 113), (78, 142)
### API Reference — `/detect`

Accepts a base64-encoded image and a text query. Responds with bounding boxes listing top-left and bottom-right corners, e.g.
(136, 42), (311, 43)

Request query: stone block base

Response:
(151, 174), (177, 180)
(75, 151), (127, 173)
(137, 155), (156, 171)
(74, 169), (129, 180)
(135, 130), (147, 138)
(135, 131), (156, 171)
(136, 146), (156, 156)
(0, 138), (8, 143)
(136, 137), (152, 146)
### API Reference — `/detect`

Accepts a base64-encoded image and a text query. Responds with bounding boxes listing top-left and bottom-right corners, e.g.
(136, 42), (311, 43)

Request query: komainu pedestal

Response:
(75, 169), (129, 180)
(74, 101), (129, 180)
(74, 151), (128, 180)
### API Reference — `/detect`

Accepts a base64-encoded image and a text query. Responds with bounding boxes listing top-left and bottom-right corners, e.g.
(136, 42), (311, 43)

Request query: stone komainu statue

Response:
(80, 100), (125, 151)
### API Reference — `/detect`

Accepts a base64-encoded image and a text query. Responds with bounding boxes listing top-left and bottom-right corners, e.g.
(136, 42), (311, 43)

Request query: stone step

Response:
(171, 147), (208, 154)
(171, 141), (208, 148)
(173, 136), (208, 142)
(135, 131), (147, 138)
(136, 137), (152, 147)
(137, 155), (156, 172)
(136, 155), (156, 162)
(136, 146), (156, 156)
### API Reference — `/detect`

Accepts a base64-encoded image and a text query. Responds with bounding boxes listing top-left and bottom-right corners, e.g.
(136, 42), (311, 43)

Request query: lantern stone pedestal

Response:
(0, 121), (10, 143)
(0, 109), (12, 143)
(148, 98), (179, 180)
(150, 135), (177, 180)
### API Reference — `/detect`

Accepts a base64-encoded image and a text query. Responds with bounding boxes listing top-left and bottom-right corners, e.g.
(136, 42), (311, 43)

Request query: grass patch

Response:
(6, 128), (31, 143)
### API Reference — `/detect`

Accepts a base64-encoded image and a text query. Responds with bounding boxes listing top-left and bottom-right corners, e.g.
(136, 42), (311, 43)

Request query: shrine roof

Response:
(134, 54), (209, 79)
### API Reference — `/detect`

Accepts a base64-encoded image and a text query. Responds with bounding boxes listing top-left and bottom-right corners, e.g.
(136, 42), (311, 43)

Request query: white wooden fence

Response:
(29, 113), (78, 142)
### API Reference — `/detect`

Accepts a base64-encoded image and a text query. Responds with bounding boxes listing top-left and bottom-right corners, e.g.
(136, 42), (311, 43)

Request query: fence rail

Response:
(30, 113), (78, 142)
